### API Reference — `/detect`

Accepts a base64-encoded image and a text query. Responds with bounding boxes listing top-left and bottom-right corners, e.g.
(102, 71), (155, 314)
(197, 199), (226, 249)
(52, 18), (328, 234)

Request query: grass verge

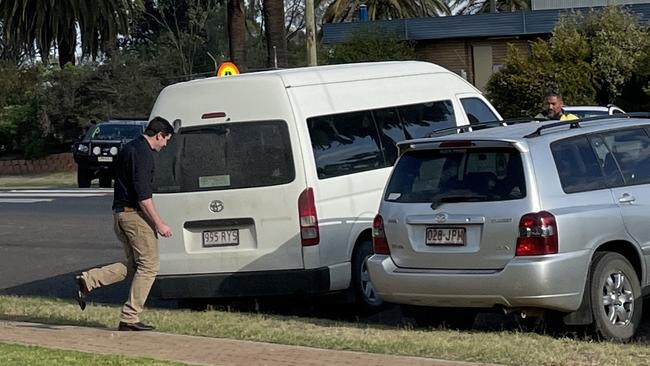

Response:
(0, 342), (187, 365)
(1, 295), (650, 365)
(0, 172), (78, 189)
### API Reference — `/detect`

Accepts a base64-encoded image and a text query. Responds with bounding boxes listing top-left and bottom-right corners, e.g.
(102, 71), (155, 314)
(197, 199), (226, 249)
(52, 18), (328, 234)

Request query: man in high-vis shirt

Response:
(535, 91), (579, 121)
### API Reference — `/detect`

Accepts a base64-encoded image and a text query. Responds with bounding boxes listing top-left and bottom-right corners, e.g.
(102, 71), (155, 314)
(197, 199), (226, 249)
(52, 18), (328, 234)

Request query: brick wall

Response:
(416, 38), (533, 88)
(0, 153), (76, 175)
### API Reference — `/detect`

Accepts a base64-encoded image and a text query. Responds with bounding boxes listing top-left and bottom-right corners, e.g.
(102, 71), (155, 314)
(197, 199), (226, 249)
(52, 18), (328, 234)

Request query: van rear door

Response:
(152, 120), (306, 275)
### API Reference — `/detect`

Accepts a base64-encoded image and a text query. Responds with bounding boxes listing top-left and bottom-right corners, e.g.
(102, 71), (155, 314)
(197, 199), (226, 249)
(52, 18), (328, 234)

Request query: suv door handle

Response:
(618, 193), (636, 204)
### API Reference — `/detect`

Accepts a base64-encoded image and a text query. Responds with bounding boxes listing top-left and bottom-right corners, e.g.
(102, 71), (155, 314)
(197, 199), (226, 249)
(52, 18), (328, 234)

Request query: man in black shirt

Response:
(75, 117), (174, 331)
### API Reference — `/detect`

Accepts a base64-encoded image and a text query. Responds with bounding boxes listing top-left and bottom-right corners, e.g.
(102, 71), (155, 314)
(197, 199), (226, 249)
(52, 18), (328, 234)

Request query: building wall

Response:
(416, 38), (532, 91)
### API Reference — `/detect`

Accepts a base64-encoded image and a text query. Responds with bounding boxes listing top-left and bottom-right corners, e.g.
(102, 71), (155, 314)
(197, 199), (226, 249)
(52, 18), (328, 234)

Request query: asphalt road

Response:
(0, 190), (130, 304)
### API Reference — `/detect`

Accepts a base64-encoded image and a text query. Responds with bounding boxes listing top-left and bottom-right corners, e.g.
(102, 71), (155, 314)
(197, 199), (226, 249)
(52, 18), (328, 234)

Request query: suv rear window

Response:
(385, 147), (525, 203)
(153, 121), (295, 193)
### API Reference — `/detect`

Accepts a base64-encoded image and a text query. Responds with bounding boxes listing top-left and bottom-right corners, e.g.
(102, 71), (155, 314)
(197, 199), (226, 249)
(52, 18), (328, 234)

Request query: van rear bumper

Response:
(151, 268), (330, 299)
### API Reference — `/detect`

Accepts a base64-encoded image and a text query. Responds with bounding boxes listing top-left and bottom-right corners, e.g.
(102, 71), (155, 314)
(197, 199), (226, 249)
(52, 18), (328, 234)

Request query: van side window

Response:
(551, 137), (608, 193)
(308, 111), (385, 179)
(308, 99), (457, 179)
(398, 100), (455, 139)
(460, 97), (498, 125)
(601, 128), (650, 185)
(372, 108), (404, 165)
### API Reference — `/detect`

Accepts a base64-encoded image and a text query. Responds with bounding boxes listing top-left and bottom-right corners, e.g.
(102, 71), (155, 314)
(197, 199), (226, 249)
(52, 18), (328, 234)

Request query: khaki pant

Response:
(82, 211), (159, 323)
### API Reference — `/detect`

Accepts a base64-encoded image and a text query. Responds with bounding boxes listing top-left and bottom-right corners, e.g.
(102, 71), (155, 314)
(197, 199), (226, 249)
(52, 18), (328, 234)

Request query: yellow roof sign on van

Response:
(217, 62), (240, 77)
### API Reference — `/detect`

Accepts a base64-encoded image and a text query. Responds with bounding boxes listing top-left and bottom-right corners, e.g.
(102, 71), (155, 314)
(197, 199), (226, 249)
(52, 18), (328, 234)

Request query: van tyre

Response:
(77, 168), (92, 188)
(589, 252), (642, 342)
(352, 240), (383, 312)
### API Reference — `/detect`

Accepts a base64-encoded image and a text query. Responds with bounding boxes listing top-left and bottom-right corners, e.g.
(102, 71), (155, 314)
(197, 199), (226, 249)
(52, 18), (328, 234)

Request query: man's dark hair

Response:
(544, 88), (563, 100)
(145, 116), (174, 137)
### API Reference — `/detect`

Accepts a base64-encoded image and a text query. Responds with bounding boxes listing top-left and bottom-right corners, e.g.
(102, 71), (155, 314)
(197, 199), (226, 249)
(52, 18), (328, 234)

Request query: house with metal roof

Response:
(322, 1), (650, 91)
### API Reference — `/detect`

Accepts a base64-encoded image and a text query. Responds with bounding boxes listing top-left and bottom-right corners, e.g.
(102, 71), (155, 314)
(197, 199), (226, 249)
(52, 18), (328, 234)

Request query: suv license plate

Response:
(203, 229), (239, 247)
(425, 227), (466, 245)
(97, 156), (113, 162)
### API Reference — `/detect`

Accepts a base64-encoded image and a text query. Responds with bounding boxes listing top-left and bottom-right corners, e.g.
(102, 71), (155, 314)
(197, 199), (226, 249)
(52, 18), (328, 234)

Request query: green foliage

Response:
(487, 44), (595, 118)
(327, 28), (415, 64)
(0, 50), (165, 158)
(487, 6), (648, 118)
(578, 7), (649, 103)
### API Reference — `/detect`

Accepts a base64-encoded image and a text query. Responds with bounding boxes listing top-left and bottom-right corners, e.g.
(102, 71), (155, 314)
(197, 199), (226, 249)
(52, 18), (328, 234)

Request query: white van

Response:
(148, 61), (501, 310)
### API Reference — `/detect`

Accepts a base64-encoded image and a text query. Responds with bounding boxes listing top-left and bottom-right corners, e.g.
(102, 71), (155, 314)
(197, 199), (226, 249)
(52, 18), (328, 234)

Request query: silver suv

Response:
(369, 116), (650, 341)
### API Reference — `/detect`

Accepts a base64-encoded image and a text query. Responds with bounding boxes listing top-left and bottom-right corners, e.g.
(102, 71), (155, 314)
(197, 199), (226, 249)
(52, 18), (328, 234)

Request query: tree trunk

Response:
(228, 0), (247, 71)
(262, 0), (287, 68)
(57, 23), (76, 67)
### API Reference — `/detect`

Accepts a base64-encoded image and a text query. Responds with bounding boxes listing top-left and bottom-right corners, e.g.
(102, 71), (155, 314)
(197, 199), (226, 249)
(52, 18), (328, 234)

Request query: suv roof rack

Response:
(426, 117), (541, 138)
(524, 112), (650, 138)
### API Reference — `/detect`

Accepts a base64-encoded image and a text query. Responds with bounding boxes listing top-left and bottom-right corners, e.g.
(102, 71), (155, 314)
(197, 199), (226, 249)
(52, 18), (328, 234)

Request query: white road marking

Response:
(0, 198), (55, 203)
(0, 193), (106, 197)
(9, 189), (111, 194)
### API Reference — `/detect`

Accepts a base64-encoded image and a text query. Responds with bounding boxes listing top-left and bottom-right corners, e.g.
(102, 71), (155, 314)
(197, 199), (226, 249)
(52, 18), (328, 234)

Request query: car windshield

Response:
(385, 147), (526, 204)
(86, 124), (144, 140)
(566, 110), (608, 119)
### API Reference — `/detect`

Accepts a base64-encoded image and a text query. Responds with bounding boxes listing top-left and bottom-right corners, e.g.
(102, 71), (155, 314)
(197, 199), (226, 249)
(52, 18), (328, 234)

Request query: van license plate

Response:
(425, 227), (465, 245)
(202, 229), (239, 247)
(97, 156), (113, 162)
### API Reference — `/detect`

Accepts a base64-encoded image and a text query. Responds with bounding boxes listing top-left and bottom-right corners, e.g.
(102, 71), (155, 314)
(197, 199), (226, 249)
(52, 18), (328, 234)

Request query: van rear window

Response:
(385, 147), (525, 203)
(153, 121), (295, 193)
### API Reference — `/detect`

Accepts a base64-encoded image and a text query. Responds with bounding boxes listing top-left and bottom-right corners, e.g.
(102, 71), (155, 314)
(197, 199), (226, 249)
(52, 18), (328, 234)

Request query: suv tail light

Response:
(298, 187), (319, 246)
(515, 211), (558, 256)
(372, 214), (391, 255)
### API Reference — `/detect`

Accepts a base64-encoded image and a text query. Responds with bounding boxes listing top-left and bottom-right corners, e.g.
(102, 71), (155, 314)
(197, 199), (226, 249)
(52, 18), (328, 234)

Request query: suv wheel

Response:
(352, 240), (383, 312)
(77, 168), (92, 188)
(589, 252), (642, 341)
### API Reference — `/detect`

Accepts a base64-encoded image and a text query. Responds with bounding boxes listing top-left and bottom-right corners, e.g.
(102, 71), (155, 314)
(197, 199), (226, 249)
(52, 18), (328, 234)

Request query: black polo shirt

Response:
(112, 135), (155, 210)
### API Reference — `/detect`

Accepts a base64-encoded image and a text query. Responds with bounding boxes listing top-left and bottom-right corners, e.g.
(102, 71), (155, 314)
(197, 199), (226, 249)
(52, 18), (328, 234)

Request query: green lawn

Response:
(1, 295), (650, 365)
(0, 342), (187, 365)
(0, 172), (78, 188)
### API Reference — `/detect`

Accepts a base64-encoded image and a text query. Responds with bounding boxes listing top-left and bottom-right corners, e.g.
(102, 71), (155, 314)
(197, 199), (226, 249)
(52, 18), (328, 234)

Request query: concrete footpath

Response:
(0, 321), (497, 366)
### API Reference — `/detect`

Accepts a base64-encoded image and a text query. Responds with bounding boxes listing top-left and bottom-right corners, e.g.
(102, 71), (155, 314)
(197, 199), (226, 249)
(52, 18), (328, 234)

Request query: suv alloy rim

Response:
(361, 258), (381, 305)
(602, 271), (634, 326)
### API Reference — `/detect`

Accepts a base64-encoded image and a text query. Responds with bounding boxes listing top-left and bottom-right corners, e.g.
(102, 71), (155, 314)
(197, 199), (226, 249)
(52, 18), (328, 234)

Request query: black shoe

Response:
(118, 322), (155, 331)
(74, 274), (89, 311)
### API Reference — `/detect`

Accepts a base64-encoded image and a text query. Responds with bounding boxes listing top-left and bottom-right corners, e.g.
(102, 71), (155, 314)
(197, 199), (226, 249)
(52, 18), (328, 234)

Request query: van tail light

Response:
(515, 211), (558, 256)
(298, 187), (319, 246)
(372, 214), (391, 255)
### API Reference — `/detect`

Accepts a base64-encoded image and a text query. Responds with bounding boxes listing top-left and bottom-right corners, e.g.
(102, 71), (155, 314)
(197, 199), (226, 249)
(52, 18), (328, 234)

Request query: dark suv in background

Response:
(72, 118), (148, 188)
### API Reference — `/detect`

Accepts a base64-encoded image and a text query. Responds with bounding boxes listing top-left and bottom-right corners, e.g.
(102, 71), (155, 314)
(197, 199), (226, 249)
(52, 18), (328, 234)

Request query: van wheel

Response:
(77, 168), (92, 188)
(352, 240), (383, 312)
(589, 252), (642, 342)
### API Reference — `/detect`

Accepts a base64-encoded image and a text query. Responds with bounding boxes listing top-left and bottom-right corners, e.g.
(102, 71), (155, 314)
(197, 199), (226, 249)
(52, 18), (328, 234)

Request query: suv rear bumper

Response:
(151, 268), (331, 299)
(367, 250), (590, 312)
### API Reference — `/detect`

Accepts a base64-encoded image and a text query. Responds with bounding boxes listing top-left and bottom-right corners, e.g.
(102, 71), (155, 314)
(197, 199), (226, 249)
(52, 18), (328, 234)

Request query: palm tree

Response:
(451, 0), (530, 15)
(323, 0), (451, 23)
(228, 0), (247, 69)
(262, 0), (287, 68)
(0, 0), (142, 67)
